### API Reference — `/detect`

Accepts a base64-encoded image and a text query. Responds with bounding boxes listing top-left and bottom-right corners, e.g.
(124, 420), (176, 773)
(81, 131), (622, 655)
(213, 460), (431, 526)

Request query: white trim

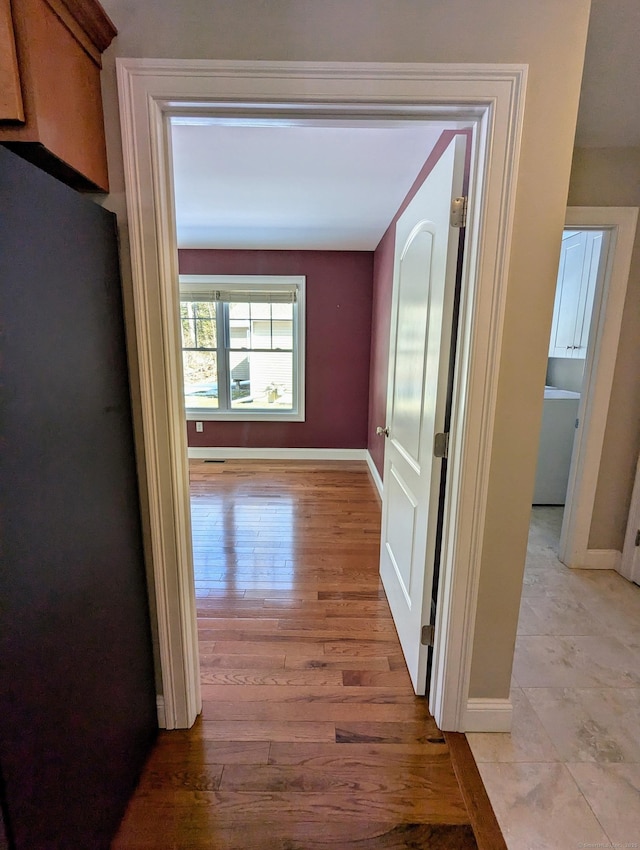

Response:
(463, 698), (513, 733)
(116, 58), (527, 732)
(156, 695), (166, 728)
(188, 447), (366, 461)
(578, 549), (622, 571)
(118, 66), (202, 730)
(559, 207), (639, 570)
(428, 78), (526, 730)
(365, 450), (384, 498)
(621, 453), (640, 584)
(187, 411), (304, 422)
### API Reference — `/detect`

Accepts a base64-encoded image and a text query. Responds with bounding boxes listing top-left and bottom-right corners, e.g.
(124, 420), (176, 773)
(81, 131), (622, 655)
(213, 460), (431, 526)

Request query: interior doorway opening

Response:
(169, 116), (470, 703)
(529, 207), (639, 576)
(531, 227), (608, 550)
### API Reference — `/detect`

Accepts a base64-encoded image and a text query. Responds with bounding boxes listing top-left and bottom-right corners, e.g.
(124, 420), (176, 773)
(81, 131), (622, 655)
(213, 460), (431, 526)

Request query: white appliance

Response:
(533, 386), (581, 505)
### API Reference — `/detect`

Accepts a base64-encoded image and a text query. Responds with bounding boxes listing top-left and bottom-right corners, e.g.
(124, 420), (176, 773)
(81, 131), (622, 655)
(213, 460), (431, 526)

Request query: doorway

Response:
(531, 227), (607, 548)
(116, 58), (527, 732)
(175, 121), (469, 704)
(171, 120), (467, 707)
(534, 208), (639, 573)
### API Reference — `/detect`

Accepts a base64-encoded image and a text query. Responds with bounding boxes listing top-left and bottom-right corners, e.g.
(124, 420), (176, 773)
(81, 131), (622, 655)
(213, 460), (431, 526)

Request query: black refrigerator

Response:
(0, 146), (157, 849)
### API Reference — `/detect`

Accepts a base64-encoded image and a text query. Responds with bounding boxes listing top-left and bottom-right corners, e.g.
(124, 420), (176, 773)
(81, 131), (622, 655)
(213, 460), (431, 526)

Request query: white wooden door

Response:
(379, 135), (466, 694)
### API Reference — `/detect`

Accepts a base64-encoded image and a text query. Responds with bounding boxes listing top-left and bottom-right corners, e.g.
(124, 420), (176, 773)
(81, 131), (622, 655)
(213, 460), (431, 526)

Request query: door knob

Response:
(376, 426), (389, 437)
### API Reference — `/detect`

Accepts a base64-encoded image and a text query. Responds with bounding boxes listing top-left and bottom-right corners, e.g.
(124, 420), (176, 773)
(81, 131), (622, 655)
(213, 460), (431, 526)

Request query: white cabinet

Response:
(549, 230), (603, 359)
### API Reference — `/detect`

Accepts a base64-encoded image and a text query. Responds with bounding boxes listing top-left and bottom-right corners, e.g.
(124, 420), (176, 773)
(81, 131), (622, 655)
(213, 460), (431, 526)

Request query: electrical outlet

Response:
(195, 421), (203, 433)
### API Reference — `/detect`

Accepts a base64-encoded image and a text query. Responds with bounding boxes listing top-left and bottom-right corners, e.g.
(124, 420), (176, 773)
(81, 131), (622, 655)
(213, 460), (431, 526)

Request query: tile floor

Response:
(468, 506), (640, 850)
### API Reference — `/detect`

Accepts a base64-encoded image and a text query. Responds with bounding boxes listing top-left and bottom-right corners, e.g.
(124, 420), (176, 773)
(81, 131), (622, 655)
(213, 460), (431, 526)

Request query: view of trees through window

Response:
(180, 299), (294, 411)
(181, 300), (219, 408)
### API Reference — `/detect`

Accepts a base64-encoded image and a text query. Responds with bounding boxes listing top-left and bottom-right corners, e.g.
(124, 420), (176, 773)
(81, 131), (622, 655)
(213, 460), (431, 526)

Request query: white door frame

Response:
(116, 59), (527, 731)
(620, 454), (640, 583)
(559, 207), (638, 571)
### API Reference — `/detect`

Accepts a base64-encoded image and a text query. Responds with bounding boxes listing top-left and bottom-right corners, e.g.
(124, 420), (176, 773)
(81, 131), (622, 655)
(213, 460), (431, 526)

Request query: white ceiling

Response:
(170, 120), (456, 250)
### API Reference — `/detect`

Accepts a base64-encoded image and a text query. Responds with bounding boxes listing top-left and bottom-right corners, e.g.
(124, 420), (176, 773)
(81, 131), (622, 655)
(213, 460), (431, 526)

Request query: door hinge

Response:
(433, 432), (449, 459)
(635, 529), (640, 547)
(421, 624), (435, 646)
(450, 196), (468, 228)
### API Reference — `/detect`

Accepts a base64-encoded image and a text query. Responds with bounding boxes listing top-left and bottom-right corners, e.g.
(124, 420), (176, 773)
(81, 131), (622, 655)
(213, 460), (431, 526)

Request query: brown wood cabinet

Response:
(0, 0), (116, 191)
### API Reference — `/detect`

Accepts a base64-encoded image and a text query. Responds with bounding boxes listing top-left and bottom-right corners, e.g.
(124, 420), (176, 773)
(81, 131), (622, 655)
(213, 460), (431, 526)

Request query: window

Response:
(179, 275), (305, 421)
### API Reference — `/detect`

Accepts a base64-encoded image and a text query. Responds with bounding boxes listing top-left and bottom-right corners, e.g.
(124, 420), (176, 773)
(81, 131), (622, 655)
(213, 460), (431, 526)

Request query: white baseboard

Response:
(579, 549), (622, 570)
(365, 450), (384, 498)
(188, 447), (368, 461)
(156, 695), (166, 728)
(463, 698), (512, 732)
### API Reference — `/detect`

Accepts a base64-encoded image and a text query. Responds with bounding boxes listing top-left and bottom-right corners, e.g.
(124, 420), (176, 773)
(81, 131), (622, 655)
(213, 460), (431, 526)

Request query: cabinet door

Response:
(573, 231), (603, 357)
(0, 0), (24, 121)
(549, 231), (588, 358)
(549, 230), (603, 359)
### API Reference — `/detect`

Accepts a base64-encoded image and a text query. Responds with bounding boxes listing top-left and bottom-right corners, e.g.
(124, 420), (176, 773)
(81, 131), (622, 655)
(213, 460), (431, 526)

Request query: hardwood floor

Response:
(112, 460), (499, 849)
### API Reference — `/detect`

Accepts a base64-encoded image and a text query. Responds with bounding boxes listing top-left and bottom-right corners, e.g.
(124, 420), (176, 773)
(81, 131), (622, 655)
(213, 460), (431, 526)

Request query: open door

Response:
(379, 134), (467, 695)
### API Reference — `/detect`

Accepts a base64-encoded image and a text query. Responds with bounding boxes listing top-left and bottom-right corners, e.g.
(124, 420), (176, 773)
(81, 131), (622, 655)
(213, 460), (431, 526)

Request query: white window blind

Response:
(179, 284), (297, 304)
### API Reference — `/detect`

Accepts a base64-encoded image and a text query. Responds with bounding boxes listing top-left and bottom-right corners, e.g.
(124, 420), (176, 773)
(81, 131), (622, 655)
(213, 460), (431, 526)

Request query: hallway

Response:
(113, 460), (502, 849)
(468, 507), (640, 849)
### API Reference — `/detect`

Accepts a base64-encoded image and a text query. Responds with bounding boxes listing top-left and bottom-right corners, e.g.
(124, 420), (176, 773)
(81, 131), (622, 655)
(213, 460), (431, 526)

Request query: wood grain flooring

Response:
(112, 460), (500, 849)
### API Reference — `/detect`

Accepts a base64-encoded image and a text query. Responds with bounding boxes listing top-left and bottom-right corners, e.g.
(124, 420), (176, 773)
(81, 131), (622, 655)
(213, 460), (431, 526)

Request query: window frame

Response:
(179, 274), (306, 422)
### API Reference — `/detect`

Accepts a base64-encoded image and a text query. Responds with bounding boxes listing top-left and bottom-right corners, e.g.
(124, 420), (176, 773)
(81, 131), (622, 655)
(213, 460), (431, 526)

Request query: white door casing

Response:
(116, 59), (527, 732)
(621, 453), (640, 584)
(559, 207), (639, 572)
(379, 135), (466, 694)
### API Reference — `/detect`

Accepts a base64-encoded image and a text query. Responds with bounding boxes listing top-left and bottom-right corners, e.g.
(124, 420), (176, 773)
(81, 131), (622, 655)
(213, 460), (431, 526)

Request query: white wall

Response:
(98, 0), (592, 701)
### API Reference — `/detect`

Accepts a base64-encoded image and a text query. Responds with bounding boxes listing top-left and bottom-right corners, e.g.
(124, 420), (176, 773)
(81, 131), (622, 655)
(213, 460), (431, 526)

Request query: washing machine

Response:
(533, 386), (581, 505)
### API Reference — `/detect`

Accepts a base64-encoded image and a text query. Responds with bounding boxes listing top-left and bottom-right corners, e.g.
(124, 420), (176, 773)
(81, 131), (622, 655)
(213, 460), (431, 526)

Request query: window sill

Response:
(186, 409), (305, 423)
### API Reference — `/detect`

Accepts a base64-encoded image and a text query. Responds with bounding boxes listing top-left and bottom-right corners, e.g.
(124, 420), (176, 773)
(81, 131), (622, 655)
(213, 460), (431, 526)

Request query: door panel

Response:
(392, 228), (435, 465)
(379, 135), (466, 695)
(384, 464), (419, 603)
(549, 230), (603, 359)
(0, 146), (157, 850)
(553, 232), (587, 353)
(575, 231), (602, 354)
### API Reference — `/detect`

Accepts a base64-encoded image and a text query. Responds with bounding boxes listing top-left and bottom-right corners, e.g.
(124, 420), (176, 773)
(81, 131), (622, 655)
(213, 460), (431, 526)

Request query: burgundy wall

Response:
(367, 130), (473, 477)
(367, 225), (396, 477)
(179, 249), (374, 448)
